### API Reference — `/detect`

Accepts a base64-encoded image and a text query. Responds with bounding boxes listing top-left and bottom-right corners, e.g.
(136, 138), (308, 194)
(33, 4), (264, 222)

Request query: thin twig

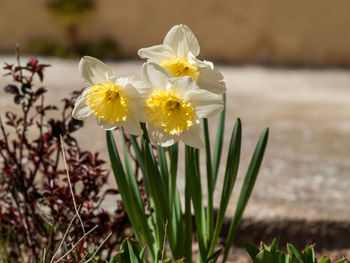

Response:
(31, 96), (45, 184)
(55, 225), (98, 263)
(9, 187), (37, 262)
(60, 135), (86, 234)
(0, 116), (19, 166)
(43, 248), (46, 263)
(161, 220), (168, 262)
(16, 43), (23, 83)
(49, 214), (77, 263)
(82, 232), (112, 263)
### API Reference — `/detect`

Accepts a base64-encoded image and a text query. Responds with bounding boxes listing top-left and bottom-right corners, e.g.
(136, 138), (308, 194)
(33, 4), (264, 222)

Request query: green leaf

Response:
(303, 245), (316, 263)
(142, 138), (170, 223)
(205, 249), (222, 263)
(115, 239), (131, 263)
(318, 257), (332, 263)
(253, 250), (273, 263)
(203, 118), (214, 239)
(130, 135), (145, 175)
(240, 240), (260, 259)
(222, 127), (269, 262)
(208, 118), (241, 257)
(109, 254), (118, 263)
(287, 244), (303, 262)
(270, 237), (280, 263)
(184, 145), (193, 263)
(167, 142), (185, 257)
(157, 145), (169, 187)
(276, 251), (288, 263)
(113, 239), (144, 263)
(188, 147), (207, 260)
(121, 130), (137, 180)
(212, 92), (226, 180)
(139, 247), (146, 261)
(106, 131), (156, 259)
(127, 240), (142, 263)
(270, 237), (280, 252)
(141, 130), (176, 255)
(168, 143), (179, 202)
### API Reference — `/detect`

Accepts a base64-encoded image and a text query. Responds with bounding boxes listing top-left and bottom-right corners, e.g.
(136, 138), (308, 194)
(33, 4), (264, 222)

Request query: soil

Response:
(212, 218), (350, 262)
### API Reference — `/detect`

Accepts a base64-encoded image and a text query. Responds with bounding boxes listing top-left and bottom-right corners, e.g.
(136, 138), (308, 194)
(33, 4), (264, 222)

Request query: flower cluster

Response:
(73, 24), (225, 148)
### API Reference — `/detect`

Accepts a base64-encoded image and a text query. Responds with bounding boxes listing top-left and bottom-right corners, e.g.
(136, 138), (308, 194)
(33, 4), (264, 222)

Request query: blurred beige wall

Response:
(1, 0), (350, 66)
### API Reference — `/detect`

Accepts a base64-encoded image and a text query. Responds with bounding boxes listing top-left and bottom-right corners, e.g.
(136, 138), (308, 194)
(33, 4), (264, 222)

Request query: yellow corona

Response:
(86, 83), (129, 123)
(159, 57), (199, 82)
(146, 89), (195, 135)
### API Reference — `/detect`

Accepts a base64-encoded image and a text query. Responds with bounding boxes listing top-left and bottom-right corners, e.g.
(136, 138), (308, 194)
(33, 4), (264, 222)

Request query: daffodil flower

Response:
(138, 24), (226, 94)
(141, 62), (224, 148)
(72, 56), (147, 135)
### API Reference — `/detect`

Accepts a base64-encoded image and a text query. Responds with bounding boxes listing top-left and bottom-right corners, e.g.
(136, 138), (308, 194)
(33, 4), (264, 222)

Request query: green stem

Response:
(203, 118), (214, 241)
(184, 145), (193, 262)
(168, 143), (178, 205)
(212, 93), (226, 179)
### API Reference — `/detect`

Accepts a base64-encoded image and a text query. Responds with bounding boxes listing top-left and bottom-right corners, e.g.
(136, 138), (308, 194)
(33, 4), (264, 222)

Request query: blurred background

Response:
(1, 0), (350, 241)
(1, 0), (350, 66)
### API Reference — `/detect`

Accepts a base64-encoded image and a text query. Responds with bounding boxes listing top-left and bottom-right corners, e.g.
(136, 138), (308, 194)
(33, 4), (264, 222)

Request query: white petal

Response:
(186, 89), (224, 118)
(147, 125), (176, 147)
(197, 64), (226, 94)
(194, 58), (214, 69)
(79, 56), (115, 86)
(123, 83), (147, 123)
(181, 121), (204, 148)
(168, 76), (198, 97)
(115, 76), (130, 87)
(96, 118), (118, 130)
(122, 119), (143, 136)
(127, 76), (152, 97)
(141, 62), (172, 90)
(164, 25), (200, 58)
(72, 89), (92, 120)
(138, 45), (175, 62)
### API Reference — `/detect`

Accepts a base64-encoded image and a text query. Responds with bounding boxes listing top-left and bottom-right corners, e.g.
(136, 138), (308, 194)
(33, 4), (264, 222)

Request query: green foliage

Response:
(28, 39), (68, 57)
(28, 38), (121, 59)
(241, 238), (349, 263)
(82, 38), (121, 59)
(46, 0), (95, 25)
(107, 95), (269, 262)
(110, 239), (185, 263)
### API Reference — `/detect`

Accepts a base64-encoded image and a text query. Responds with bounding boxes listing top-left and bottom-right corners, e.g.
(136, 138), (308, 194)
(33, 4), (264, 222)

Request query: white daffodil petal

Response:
(138, 45), (175, 62)
(181, 121), (204, 148)
(168, 76), (198, 96)
(122, 119), (143, 136)
(114, 77), (130, 87)
(126, 77), (151, 97)
(96, 118), (118, 130)
(164, 24), (200, 58)
(79, 56), (115, 86)
(147, 125), (176, 147)
(193, 58), (214, 69)
(141, 62), (172, 90)
(196, 66), (226, 94)
(72, 89), (92, 120)
(123, 83), (147, 123)
(186, 89), (224, 118)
